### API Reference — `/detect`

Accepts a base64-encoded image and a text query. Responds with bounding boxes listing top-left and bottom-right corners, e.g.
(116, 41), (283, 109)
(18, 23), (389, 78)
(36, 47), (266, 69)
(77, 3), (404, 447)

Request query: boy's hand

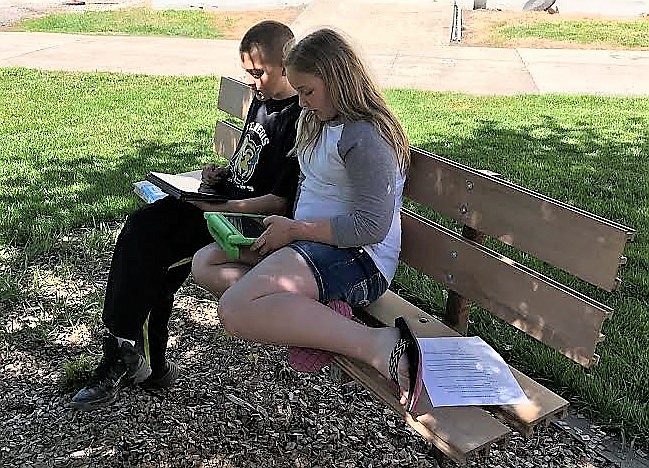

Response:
(251, 215), (296, 256)
(201, 164), (230, 185)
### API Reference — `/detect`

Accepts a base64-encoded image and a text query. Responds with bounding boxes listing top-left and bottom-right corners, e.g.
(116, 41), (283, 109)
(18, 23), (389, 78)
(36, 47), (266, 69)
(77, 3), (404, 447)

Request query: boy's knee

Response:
(121, 203), (162, 239)
(191, 243), (228, 286)
(191, 246), (211, 287)
(216, 289), (244, 337)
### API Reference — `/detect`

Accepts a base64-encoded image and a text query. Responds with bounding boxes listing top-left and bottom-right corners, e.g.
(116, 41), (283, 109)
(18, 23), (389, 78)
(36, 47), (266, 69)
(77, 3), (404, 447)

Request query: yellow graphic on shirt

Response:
(229, 121), (269, 185)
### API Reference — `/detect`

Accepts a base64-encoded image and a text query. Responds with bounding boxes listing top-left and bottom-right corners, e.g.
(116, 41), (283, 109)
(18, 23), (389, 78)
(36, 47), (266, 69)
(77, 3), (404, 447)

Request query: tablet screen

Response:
(223, 215), (266, 239)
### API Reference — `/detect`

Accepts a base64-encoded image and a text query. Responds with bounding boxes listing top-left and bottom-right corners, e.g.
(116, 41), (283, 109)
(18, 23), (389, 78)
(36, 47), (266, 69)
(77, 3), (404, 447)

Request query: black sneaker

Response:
(69, 335), (152, 411)
(140, 361), (180, 389)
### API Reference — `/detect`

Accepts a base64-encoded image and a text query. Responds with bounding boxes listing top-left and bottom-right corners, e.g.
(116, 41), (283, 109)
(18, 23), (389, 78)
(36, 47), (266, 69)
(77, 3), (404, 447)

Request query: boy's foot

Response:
(69, 334), (152, 411)
(140, 361), (180, 389)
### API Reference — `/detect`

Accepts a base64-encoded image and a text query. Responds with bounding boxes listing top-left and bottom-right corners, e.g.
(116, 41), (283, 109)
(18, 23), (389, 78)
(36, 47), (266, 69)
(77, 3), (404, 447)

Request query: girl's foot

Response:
(374, 318), (423, 412)
(374, 327), (411, 406)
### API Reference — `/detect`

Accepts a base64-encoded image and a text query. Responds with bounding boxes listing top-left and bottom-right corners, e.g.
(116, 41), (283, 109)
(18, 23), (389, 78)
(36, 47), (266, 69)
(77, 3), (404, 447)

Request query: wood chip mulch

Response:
(0, 224), (618, 467)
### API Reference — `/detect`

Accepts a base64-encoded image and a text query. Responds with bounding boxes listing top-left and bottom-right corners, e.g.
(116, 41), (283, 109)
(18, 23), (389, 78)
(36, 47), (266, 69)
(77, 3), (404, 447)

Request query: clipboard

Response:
(204, 212), (267, 260)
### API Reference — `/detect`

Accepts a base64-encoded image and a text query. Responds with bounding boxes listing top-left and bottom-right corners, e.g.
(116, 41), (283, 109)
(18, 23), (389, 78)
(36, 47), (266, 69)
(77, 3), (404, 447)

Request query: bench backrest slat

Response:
(401, 209), (610, 368)
(213, 121), (242, 160)
(406, 148), (634, 292)
(217, 77), (253, 120)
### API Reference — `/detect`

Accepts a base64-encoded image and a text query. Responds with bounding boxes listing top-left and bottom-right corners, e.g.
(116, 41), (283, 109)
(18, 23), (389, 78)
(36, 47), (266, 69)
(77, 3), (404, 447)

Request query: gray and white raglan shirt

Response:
(294, 118), (405, 283)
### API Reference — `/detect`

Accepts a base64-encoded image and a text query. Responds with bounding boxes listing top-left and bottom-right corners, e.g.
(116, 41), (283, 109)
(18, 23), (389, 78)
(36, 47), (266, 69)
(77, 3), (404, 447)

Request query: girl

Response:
(192, 28), (422, 411)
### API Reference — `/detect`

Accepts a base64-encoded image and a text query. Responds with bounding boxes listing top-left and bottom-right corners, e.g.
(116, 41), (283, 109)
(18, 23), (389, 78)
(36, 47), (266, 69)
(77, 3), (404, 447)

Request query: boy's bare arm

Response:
(189, 193), (289, 216)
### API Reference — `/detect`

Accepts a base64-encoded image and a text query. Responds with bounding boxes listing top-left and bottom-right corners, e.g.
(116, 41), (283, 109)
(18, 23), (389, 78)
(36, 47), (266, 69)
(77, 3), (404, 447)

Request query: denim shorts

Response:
(288, 241), (389, 307)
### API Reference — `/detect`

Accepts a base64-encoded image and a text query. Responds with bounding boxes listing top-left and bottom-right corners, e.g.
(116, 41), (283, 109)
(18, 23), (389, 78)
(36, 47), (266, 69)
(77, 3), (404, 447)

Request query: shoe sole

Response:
(69, 392), (118, 411)
(140, 361), (179, 389)
(129, 356), (152, 384)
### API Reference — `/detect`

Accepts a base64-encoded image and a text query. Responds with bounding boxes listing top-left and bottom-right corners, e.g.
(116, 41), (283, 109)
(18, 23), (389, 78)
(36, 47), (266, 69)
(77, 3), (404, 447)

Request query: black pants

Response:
(102, 196), (214, 372)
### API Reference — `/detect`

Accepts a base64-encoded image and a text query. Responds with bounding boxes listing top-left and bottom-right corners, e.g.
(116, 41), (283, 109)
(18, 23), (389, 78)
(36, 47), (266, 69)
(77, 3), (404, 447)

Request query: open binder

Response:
(145, 171), (231, 202)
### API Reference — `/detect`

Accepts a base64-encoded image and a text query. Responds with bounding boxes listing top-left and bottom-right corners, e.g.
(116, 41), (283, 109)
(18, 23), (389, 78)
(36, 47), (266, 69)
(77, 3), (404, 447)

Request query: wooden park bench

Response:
(211, 77), (635, 465)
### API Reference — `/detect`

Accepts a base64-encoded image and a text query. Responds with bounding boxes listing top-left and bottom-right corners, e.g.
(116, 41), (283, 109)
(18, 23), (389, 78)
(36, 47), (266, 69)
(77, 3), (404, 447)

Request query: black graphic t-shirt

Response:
(227, 95), (301, 207)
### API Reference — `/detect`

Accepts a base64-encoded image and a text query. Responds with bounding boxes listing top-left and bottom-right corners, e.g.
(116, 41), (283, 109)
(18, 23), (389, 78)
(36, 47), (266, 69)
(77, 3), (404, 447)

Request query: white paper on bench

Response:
(420, 336), (529, 407)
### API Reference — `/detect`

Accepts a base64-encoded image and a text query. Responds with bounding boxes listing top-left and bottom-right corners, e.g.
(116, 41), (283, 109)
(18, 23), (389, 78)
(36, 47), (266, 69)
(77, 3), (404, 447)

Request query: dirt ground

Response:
(207, 7), (303, 40)
(1, 223), (632, 468)
(461, 9), (649, 49)
(0, 1), (304, 35)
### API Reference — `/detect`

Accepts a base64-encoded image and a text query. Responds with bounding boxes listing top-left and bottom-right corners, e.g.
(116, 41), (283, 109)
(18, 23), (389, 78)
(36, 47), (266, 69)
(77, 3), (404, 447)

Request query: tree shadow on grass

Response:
(0, 129), (213, 249)
(404, 114), (649, 444)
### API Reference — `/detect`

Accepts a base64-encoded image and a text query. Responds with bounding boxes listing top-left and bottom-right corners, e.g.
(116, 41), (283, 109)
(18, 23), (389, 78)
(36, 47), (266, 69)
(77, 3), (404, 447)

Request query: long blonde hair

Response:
(285, 29), (410, 173)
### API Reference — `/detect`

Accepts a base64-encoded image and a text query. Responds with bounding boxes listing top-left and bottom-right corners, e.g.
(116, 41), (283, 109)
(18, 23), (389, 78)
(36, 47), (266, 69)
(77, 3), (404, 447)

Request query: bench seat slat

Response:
(499, 368), (568, 436)
(406, 148), (634, 292)
(334, 354), (509, 465)
(362, 291), (569, 437)
(401, 209), (609, 368)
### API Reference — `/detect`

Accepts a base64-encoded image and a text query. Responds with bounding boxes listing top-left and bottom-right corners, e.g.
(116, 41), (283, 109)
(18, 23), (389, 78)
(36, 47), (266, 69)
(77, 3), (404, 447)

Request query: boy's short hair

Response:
(239, 21), (295, 66)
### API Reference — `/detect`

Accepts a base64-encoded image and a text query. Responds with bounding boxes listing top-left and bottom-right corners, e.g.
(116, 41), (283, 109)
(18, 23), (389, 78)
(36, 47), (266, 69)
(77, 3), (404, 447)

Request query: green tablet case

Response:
(204, 212), (266, 260)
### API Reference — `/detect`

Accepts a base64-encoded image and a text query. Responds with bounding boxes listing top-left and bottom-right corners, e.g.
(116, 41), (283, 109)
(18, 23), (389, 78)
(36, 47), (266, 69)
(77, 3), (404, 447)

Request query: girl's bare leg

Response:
(216, 246), (411, 403)
(191, 242), (261, 297)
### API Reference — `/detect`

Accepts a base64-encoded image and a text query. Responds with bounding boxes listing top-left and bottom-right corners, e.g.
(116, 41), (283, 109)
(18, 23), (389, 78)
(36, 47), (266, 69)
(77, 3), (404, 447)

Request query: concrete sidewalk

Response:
(1, 0), (649, 96)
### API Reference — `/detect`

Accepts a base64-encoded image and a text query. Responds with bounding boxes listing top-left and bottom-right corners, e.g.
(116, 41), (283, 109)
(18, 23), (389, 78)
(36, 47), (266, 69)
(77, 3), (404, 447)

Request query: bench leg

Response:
(430, 445), (452, 467)
(329, 361), (354, 385)
(444, 225), (486, 335)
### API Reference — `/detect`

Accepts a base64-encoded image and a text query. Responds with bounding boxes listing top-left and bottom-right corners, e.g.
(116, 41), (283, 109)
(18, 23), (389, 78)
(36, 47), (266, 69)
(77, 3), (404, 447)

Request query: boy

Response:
(70, 20), (300, 411)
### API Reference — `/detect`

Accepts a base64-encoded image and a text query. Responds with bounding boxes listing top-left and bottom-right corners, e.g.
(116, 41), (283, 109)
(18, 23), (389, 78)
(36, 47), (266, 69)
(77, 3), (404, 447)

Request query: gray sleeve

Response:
(331, 121), (397, 247)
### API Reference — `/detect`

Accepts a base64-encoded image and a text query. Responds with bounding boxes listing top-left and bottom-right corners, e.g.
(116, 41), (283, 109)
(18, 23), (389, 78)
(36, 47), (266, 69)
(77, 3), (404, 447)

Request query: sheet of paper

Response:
(419, 336), (529, 407)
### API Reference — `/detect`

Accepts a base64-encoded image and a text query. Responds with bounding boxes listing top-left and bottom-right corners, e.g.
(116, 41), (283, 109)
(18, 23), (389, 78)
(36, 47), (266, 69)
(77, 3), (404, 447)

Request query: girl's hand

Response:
(252, 215), (297, 256)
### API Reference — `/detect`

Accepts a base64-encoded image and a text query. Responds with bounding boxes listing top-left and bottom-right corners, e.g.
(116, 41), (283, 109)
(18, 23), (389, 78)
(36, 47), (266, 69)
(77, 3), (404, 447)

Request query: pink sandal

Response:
(288, 300), (353, 373)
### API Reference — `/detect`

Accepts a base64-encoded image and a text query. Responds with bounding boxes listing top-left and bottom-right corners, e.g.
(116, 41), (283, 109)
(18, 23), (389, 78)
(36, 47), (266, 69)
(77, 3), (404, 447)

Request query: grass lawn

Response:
(463, 10), (649, 49)
(7, 7), (302, 40)
(501, 19), (649, 48)
(1, 68), (648, 445)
